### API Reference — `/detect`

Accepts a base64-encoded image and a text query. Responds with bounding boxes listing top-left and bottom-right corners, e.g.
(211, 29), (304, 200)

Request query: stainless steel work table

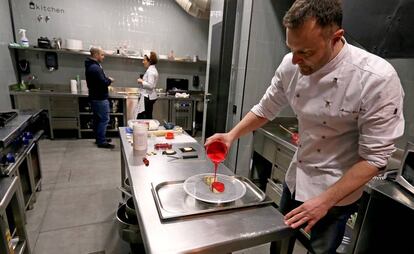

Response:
(119, 127), (294, 254)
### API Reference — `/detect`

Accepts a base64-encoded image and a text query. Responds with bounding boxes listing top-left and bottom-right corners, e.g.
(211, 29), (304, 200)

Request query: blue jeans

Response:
(91, 99), (110, 145)
(271, 183), (358, 254)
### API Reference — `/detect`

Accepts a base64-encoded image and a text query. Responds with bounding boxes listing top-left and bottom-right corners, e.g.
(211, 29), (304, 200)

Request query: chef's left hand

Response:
(284, 196), (331, 233)
(137, 78), (144, 84)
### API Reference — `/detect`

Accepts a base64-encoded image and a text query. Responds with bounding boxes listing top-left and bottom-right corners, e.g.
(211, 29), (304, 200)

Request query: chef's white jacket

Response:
(251, 40), (405, 205)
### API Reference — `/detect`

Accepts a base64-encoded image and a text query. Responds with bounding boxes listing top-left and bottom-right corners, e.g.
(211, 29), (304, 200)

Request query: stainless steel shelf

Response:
(80, 129), (118, 132)
(9, 45), (207, 64)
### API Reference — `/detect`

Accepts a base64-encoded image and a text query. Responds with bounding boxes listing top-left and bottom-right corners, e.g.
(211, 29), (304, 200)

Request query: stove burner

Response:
(0, 111), (18, 128)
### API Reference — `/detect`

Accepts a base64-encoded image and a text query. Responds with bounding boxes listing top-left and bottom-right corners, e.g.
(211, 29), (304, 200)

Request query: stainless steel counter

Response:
(10, 88), (204, 101)
(119, 127), (294, 253)
(10, 90), (127, 99)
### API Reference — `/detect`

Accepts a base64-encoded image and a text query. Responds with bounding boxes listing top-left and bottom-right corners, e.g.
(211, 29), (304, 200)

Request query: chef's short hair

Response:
(283, 0), (342, 29)
(90, 47), (103, 57)
(145, 51), (158, 65)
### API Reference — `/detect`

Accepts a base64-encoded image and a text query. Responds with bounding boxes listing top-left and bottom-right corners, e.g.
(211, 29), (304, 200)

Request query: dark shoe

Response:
(95, 138), (112, 144)
(97, 143), (115, 149)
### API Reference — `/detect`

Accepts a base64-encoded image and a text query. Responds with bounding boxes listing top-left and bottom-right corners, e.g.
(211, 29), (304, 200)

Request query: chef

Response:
(205, 0), (405, 253)
(136, 51), (159, 119)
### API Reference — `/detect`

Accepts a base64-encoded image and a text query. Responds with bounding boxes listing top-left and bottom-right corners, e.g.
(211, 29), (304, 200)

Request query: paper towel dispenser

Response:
(45, 52), (58, 71)
(343, 0), (414, 58)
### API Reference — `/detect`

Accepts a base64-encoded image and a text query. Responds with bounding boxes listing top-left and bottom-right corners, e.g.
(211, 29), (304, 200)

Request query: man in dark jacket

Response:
(85, 47), (115, 148)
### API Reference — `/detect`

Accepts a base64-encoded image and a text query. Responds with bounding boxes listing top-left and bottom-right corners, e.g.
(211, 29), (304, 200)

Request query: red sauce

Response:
(212, 181), (225, 193)
(206, 141), (228, 193)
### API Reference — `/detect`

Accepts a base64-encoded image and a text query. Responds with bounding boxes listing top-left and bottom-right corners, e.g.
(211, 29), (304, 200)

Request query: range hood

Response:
(175, 0), (210, 19)
(343, 0), (414, 58)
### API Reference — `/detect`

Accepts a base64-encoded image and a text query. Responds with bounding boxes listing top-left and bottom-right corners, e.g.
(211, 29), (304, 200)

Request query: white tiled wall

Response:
(10, 0), (208, 89)
(0, 0), (17, 110)
(11, 0), (208, 59)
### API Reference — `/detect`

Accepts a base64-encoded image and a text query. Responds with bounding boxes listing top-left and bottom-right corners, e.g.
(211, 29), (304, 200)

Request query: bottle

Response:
(76, 75), (80, 91)
(18, 29), (29, 47)
(133, 123), (148, 151)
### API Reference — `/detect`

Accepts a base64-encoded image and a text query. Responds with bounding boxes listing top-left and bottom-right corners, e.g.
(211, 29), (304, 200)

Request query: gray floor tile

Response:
(54, 166), (121, 189)
(40, 185), (122, 232)
(34, 221), (131, 254)
(40, 183), (56, 191)
(25, 190), (53, 252)
(26, 190), (53, 233)
(27, 229), (38, 253)
(41, 169), (60, 185)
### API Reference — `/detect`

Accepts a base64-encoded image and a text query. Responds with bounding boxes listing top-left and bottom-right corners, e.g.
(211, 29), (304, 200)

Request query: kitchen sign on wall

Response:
(29, 1), (65, 14)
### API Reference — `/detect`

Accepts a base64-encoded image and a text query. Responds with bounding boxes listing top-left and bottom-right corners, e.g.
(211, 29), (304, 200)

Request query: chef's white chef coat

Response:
(137, 65), (159, 115)
(251, 40), (405, 205)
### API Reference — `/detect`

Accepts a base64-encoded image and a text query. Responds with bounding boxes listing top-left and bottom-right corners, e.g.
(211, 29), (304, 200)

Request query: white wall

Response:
(225, 0), (291, 176)
(0, 0), (17, 110)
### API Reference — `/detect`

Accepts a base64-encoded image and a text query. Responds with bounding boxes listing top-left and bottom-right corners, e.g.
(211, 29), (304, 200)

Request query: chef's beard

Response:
(298, 65), (314, 75)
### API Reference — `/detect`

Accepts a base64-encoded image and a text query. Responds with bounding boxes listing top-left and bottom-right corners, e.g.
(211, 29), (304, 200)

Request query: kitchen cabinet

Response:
(10, 92), (127, 139)
(78, 97), (127, 138)
(49, 96), (80, 138)
(0, 177), (30, 254)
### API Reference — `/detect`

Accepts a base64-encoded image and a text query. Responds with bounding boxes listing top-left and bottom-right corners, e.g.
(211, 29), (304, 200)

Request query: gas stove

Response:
(0, 111), (18, 128)
(0, 110), (47, 175)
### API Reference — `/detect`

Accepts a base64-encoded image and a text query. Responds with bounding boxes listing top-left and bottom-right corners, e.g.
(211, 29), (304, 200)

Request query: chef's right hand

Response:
(109, 77), (114, 83)
(205, 133), (233, 150)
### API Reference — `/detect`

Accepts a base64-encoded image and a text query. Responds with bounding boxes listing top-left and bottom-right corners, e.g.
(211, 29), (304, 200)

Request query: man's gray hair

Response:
(283, 0), (342, 29)
(90, 46), (103, 57)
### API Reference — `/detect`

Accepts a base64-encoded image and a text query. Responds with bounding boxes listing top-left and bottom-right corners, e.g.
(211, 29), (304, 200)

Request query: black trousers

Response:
(137, 97), (156, 119)
(270, 182), (358, 254)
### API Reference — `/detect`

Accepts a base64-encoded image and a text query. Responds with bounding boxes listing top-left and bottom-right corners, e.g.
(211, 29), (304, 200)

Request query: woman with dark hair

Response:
(136, 51), (159, 119)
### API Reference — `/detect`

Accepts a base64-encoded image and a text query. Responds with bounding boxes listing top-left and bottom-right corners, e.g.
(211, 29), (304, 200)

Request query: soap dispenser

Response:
(18, 29), (29, 47)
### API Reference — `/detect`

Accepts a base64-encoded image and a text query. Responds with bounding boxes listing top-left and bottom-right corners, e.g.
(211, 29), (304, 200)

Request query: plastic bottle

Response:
(133, 123), (148, 151)
(76, 74), (80, 91)
(18, 29), (29, 47)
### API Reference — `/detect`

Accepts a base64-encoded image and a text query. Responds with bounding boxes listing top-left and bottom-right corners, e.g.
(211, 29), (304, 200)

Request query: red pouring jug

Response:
(206, 141), (228, 164)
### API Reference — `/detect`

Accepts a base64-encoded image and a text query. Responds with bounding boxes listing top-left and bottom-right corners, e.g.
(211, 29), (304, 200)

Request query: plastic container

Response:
(18, 29), (29, 47)
(133, 123), (148, 151)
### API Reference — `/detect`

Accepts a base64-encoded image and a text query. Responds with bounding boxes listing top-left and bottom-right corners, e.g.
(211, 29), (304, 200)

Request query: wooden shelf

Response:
(9, 45), (207, 64)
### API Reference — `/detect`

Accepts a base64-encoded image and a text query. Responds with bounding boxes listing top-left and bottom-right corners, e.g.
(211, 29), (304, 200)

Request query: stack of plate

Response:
(65, 39), (83, 51)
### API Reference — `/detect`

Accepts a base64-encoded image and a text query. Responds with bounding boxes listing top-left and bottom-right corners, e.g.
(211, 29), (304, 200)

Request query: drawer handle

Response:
(277, 148), (281, 151)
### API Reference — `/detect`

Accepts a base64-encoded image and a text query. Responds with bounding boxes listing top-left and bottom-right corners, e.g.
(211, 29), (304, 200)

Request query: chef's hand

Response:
(137, 78), (144, 84)
(284, 195), (331, 233)
(205, 133), (233, 150)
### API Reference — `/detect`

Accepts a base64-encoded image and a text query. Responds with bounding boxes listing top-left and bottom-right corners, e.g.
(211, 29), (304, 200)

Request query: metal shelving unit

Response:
(9, 45), (207, 64)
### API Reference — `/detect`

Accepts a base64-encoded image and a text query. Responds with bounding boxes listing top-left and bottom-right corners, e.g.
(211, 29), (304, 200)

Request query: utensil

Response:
(163, 120), (175, 130)
(279, 124), (299, 145)
(167, 154), (198, 161)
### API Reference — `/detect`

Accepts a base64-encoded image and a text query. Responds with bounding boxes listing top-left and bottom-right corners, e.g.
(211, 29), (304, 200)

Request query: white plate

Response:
(183, 173), (246, 204)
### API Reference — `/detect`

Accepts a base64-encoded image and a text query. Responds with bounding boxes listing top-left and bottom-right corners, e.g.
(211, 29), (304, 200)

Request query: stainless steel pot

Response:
(116, 204), (142, 244)
(124, 178), (131, 193)
(126, 197), (137, 221)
